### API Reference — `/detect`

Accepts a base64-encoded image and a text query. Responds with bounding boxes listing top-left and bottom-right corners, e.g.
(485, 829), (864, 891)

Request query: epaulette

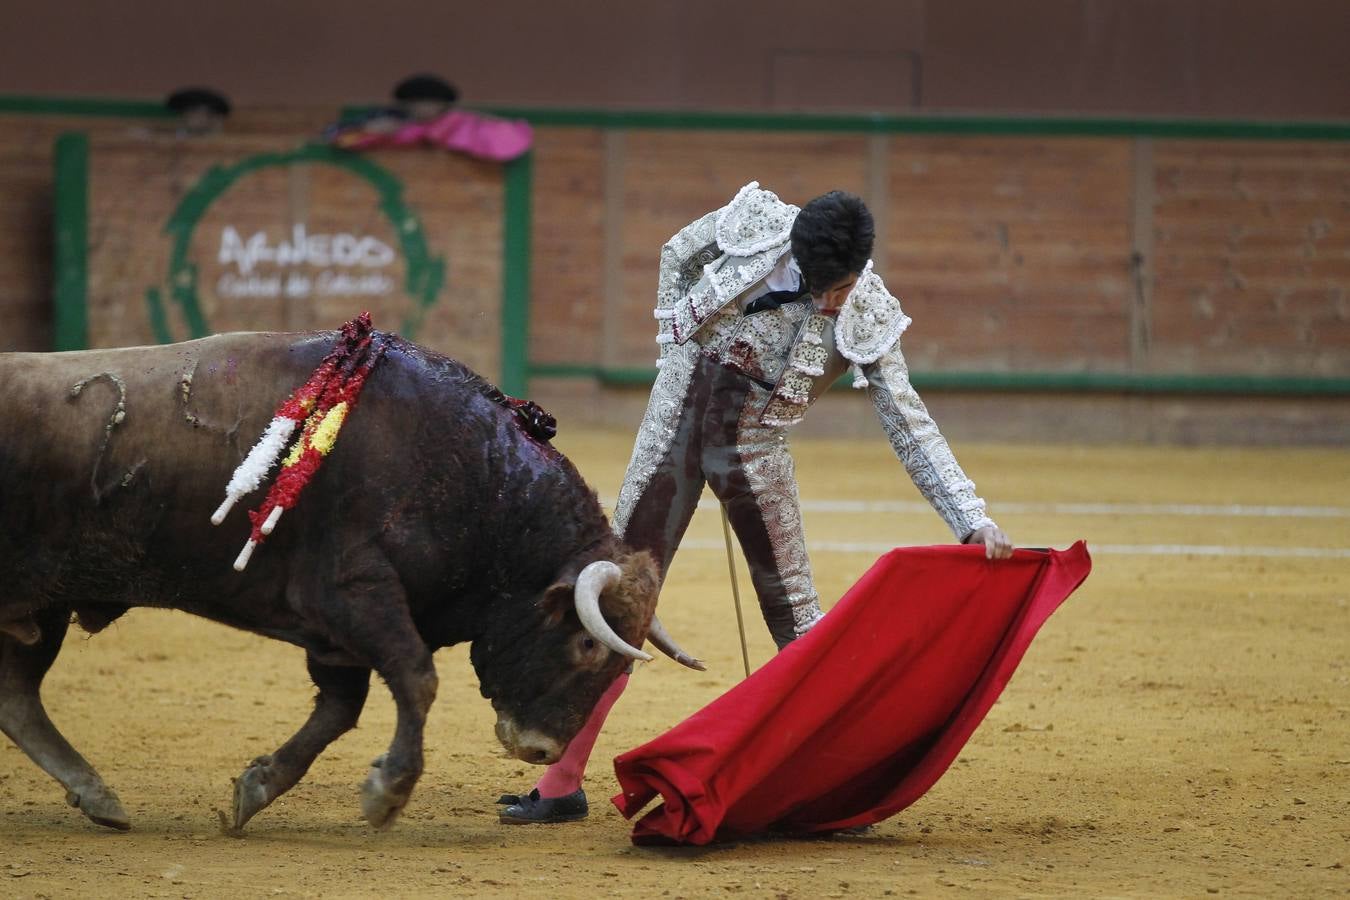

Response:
(668, 183), (799, 344)
(834, 261), (911, 366)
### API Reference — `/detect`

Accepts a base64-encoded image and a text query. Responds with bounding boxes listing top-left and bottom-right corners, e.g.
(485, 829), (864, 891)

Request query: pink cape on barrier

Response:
(331, 109), (533, 162)
(611, 542), (1092, 845)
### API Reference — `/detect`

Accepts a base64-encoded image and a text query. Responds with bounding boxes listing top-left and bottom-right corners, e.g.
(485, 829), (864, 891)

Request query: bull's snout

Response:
(494, 715), (564, 765)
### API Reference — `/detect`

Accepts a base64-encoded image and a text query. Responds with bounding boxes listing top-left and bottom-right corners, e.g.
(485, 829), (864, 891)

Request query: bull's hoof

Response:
(360, 755), (407, 831)
(226, 756), (274, 835)
(66, 785), (131, 831)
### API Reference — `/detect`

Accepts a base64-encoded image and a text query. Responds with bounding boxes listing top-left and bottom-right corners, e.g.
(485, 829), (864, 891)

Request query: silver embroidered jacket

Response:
(651, 181), (996, 540)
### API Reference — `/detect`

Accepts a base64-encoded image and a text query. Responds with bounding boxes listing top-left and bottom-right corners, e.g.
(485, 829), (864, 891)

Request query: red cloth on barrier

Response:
(611, 542), (1092, 845)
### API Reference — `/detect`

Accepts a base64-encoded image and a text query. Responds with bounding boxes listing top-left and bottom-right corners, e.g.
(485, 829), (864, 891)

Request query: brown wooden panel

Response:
(0, 111), (361, 353)
(84, 134), (503, 380)
(607, 130), (870, 366)
(527, 127), (605, 366)
(0, 113), (117, 351)
(5, 106), (1350, 395)
(1152, 140), (1350, 376)
(885, 136), (1133, 372)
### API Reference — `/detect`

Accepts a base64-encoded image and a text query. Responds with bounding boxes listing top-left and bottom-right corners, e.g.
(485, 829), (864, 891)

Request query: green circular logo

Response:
(145, 144), (445, 342)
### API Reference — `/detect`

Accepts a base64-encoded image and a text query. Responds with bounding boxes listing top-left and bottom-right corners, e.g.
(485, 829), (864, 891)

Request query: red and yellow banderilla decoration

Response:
(211, 313), (385, 571)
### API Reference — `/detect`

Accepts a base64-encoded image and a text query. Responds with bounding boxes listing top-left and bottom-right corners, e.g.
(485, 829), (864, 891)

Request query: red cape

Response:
(612, 542), (1092, 844)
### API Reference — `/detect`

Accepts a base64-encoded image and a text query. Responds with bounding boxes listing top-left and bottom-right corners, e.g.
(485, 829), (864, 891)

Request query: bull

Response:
(0, 328), (689, 833)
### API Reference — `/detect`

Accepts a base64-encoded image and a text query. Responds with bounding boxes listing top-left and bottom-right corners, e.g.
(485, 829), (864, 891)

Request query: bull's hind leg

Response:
(0, 606), (130, 830)
(226, 656), (370, 834)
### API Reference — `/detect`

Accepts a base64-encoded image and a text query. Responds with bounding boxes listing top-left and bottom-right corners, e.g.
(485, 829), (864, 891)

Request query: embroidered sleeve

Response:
(653, 211), (719, 365)
(865, 343), (996, 540)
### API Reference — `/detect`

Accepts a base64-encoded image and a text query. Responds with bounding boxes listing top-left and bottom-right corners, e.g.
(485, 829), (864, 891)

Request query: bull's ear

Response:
(537, 582), (573, 629)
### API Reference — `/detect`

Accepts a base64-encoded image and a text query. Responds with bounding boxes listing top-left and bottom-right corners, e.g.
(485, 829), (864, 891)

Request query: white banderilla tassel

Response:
(211, 416), (298, 525)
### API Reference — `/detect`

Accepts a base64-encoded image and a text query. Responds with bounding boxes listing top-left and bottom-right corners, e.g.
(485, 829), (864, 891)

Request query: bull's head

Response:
(472, 550), (661, 765)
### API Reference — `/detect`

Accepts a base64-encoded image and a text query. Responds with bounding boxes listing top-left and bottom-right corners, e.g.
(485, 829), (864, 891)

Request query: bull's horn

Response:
(574, 561), (653, 662)
(647, 616), (707, 671)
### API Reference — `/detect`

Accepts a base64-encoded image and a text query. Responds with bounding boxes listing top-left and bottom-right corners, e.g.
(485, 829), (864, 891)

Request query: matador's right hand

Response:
(965, 525), (1014, 560)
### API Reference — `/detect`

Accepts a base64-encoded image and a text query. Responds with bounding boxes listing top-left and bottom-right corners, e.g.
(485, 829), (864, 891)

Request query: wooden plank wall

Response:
(0, 108), (349, 354)
(617, 131), (871, 367)
(2, 112), (1347, 392)
(528, 127), (605, 367)
(886, 136), (1133, 373)
(0, 114), (97, 352)
(1151, 140), (1350, 377)
(83, 133), (503, 379)
(529, 129), (1350, 381)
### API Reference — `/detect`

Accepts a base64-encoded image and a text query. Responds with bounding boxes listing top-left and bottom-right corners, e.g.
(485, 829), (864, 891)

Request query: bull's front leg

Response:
(359, 643), (437, 830)
(294, 539), (438, 830)
(225, 656), (371, 834)
(0, 606), (130, 830)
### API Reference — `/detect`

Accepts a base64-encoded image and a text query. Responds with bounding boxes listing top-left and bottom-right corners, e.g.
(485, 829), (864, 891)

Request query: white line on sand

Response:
(678, 539), (1350, 559)
(734, 499), (1349, 519)
(604, 497), (1349, 519)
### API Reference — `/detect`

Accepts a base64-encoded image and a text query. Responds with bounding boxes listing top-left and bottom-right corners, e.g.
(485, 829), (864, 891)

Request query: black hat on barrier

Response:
(165, 87), (232, 117)
(392, 74), (459, 105)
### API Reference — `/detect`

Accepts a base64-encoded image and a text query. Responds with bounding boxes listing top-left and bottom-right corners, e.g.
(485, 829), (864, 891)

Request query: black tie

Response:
(744, 286), (809, 315)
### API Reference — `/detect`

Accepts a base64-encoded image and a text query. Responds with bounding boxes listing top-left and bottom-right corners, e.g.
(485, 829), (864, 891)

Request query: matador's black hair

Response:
(790, 191), (874, 292)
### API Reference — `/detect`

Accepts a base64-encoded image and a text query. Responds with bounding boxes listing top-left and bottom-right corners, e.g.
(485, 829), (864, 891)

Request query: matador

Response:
(499, 182), (1014, 824)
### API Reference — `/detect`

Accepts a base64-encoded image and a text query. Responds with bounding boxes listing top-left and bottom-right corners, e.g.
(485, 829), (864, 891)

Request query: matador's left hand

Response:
(965, 525), (1014, 560)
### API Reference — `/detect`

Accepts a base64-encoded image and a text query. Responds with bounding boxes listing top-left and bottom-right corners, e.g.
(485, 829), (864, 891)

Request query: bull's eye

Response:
(582, 637), (596, 650)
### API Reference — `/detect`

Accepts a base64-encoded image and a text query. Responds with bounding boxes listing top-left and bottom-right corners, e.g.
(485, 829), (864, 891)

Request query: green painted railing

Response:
(52, 132), (89, 351)
(480, 107), (1350, 141)
(324, 101), (1350, 141)
(528, 363), (1350, 396)
(141, 143), (446, 344)
(0, 95), (174, 118)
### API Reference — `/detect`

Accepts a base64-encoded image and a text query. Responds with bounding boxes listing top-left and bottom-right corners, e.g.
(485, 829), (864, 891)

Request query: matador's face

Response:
(811, 272), (860, 314)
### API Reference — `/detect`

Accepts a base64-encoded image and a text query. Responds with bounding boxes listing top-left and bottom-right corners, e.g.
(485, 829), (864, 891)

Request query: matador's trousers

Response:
(611, 344), (824, 649)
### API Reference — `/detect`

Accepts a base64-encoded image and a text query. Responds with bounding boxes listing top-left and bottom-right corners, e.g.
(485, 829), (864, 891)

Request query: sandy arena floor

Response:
(2, 432), (1347, 898)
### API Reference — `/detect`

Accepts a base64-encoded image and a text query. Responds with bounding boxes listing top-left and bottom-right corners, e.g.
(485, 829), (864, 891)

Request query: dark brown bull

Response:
(0, 330), (673, 833)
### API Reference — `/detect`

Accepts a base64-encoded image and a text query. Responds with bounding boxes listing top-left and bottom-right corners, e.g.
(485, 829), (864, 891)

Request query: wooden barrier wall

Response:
(1151, 140), (1350, 377)
(0, 107), (356, 354)
(1, 105), (1347, 427)
(0, 113), (90, 352)
(77, 133), (503, 380)
(530, 130), (1350, 381)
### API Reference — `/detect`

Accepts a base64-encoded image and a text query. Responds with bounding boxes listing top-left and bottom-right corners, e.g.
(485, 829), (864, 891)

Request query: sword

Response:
(720, 504), (752, 679)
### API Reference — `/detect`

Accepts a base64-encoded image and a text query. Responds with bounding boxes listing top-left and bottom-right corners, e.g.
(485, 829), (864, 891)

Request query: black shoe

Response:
(498, 788), (588, 824)
(496, 792), (524, 805)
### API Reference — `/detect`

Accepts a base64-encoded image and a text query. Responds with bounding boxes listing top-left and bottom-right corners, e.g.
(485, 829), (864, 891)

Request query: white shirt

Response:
(740, 253), (803, 309)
